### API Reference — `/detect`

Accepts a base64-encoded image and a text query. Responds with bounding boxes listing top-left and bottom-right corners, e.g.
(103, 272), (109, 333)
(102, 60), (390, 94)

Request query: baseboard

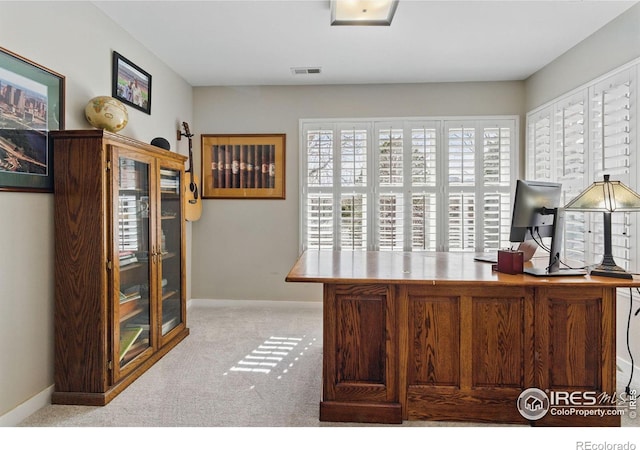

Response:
(189, 298), (322, 309)
(0, 385), (53, 427)
(617, 356), (640, 392)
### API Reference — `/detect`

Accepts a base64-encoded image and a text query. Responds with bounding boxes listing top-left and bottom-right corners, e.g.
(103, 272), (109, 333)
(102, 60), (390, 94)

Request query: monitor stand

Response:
(524, 267), (587, 277)
(524, 208), (587, 277)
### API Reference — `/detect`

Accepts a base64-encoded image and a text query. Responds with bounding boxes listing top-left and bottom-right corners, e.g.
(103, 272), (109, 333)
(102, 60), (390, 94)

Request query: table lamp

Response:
(564, 174), (640, 279)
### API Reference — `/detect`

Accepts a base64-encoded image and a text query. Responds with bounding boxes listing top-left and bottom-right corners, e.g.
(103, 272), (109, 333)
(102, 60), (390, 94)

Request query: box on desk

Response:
(496, 249), (524, 274)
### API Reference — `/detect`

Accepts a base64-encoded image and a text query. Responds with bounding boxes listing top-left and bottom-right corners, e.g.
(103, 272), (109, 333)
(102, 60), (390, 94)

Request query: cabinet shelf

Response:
(161, 251), (177, 260)
(162, 289), (179, 301)
(120, 261), (146, 271)
(120, 306), (146, 323)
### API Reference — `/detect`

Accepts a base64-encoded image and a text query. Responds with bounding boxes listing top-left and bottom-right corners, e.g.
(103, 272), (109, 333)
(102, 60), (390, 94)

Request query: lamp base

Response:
(589, 264), (633, 279)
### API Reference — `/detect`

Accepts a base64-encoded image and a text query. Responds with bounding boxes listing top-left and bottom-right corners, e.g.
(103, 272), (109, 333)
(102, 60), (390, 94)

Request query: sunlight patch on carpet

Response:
(224, 335), (317, 376)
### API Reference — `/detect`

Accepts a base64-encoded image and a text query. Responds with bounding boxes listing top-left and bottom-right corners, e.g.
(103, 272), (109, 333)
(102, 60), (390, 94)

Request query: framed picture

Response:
(112, 51), (151, 114)
(0, 46), (65, 193)
(201, 134), (286, 199)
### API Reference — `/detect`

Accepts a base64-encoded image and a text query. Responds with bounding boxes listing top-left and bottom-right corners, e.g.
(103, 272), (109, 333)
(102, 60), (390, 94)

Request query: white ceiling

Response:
(93, 0), (638, 86)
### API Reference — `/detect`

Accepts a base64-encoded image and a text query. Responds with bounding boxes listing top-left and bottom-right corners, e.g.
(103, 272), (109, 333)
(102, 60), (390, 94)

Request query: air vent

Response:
(291, 67), (322, 75)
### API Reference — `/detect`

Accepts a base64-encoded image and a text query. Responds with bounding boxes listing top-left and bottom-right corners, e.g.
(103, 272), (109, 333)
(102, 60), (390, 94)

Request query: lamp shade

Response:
(563, 174), (640, 279)
(564, 174), (640, 212)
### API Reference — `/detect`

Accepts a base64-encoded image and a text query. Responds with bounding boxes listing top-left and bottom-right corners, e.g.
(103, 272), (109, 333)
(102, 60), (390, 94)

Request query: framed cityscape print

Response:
(0, 46), (65, 193)
(112, 51), (152, 114)
(201, 133), (285, 199)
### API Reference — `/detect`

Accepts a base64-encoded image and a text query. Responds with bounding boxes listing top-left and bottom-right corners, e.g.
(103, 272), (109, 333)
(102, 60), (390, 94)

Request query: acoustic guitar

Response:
(180, 122), (202, 221)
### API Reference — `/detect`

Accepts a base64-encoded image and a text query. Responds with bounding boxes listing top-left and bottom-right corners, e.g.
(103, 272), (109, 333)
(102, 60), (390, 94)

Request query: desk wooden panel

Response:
(286, 250), (640, 426)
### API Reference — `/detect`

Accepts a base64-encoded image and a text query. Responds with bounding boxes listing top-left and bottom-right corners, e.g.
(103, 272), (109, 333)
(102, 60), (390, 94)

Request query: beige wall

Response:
(0, 1), (193, 420)
(191, 82), (525, 302)
(526, 2), (640, 111)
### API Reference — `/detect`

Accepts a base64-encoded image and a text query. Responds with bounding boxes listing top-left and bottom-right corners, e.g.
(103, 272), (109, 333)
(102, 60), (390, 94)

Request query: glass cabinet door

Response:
(159, 165), (183, 338)
(116, 154), (152, 369)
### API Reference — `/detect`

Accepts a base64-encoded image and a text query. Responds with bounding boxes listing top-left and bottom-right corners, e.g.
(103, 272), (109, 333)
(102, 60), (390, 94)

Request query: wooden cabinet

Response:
(51, 130), (189, 406)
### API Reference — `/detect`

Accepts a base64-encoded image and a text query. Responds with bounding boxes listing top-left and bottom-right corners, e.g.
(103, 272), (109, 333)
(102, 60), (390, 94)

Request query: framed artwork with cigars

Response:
(201, 133), (285, 199)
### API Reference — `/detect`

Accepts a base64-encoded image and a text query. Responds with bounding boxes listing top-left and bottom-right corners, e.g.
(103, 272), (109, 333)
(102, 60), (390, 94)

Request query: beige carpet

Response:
(18, 300), (638, 433)
(20, 300), (325, 427)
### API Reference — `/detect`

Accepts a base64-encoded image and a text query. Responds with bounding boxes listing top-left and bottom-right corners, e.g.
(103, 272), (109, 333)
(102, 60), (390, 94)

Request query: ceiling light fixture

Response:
(330, 0), (399, 26)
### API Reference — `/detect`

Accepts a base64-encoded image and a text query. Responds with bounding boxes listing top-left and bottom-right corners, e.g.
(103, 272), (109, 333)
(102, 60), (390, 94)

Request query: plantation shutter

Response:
(445, 121), (513, 252)
(304, 127), (334, 249)
(526, 108), (553, 181)
(377, 126), (404, 250)
(446, 123), (476, 251)
(339, 126), (369, 250)
(589, 71), (634, 271)
(482, 126), (513, 251)
(410, 123), (439, 251)
(555, 93), (588, 263)
(301, 117), (517, 253)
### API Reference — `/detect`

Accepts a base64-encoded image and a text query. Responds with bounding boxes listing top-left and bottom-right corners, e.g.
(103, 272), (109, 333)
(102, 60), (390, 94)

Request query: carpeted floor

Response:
(17, 300), (638, 430)
(20, 300), (326, 427)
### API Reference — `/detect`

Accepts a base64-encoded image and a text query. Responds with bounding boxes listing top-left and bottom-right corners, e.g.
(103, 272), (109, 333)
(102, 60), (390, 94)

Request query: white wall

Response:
(191, 82), (525, 302)
(0, 1), (193, 420)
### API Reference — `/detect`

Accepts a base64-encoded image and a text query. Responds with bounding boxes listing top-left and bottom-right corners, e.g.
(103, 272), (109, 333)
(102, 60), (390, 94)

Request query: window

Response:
(526, 64), (638, 271)
(300, 117), (518, 252)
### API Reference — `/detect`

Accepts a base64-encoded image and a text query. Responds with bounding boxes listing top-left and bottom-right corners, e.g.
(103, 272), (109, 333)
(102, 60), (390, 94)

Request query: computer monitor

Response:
(510, 180), (562, 243)
(509, 180), (584, 276)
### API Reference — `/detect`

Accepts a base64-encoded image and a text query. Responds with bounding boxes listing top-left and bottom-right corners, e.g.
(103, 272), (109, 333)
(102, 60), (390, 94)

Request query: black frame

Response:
(0, 46), (65, 193)
(112, 51), (152, 115)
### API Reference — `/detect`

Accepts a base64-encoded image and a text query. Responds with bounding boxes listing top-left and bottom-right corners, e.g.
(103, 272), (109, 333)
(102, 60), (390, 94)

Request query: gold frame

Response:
(201, 133), (285, 199)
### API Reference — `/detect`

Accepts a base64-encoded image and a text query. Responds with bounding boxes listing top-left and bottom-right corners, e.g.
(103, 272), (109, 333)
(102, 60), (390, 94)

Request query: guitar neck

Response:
(187, 140), (195, 180)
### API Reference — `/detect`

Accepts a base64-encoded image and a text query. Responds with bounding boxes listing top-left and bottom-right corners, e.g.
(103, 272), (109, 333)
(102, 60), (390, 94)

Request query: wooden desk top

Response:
(286, 250), (640, 287)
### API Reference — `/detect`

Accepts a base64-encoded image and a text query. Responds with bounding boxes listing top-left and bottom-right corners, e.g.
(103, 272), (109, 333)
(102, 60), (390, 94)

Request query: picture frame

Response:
(201, 134), (286, 199)
(112, 51), (151, 115)
(0, 46), (65, 193)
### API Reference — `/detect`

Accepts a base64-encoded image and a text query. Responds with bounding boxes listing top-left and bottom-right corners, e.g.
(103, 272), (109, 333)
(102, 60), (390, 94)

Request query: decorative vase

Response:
(84, 96), (128, 133)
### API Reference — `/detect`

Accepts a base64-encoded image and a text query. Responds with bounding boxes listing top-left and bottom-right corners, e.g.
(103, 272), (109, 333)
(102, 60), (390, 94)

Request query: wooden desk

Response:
(286, 250), (640, 426)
